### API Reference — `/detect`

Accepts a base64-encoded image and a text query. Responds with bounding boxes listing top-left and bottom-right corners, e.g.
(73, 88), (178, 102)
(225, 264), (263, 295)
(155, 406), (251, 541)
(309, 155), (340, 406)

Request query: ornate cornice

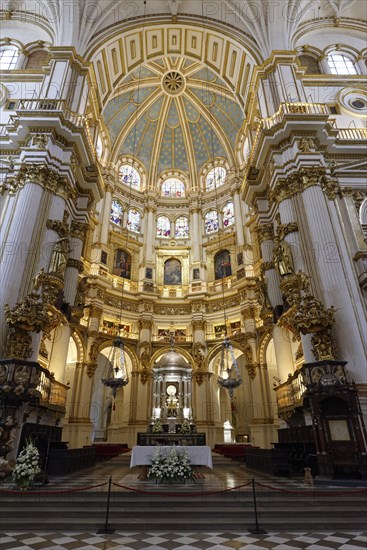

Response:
(269, 167), (339, 204)
(71, 220), (89, 240)
(255, 223), (274, 243)
(1, 163), (75, 199)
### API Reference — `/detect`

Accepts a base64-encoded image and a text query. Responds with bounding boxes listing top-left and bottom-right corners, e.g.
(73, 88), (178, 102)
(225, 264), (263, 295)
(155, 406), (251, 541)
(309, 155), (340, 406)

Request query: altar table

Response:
(130, 445), (213, 469)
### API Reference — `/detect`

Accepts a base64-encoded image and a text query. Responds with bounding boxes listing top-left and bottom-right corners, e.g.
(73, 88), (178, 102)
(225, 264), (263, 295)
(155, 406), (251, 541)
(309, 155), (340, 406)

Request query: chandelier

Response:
(101, 336), (129, 398)
(218, 336), (242, 398)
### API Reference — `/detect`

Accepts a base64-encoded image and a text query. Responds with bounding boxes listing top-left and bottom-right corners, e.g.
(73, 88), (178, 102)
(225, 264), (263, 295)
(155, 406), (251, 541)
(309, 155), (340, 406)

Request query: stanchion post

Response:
(97, 477), (114, 534)
(248, 477), (267, 534)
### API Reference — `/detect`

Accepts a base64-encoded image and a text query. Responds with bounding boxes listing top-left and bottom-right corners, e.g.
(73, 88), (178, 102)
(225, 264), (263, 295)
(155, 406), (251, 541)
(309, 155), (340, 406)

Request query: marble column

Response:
(232, 187), (245, 248)
(100, 185), (113, 245)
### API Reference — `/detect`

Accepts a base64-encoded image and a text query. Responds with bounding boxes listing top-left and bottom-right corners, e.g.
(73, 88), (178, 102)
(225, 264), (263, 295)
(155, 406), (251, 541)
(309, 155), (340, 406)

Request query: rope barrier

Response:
(112, 480), (252, 497)
(0, 481), (108, 495)
(255, 481), (367, 496)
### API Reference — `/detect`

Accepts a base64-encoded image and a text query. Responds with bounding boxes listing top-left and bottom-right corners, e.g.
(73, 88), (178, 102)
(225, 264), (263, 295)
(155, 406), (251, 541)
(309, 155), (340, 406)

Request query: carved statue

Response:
(48, 236), (70, 276)
(32, 268), (45, 291)
(192, 341), (205, 368)
(139, 341), (151, 370)
(274, 238), (295, 276)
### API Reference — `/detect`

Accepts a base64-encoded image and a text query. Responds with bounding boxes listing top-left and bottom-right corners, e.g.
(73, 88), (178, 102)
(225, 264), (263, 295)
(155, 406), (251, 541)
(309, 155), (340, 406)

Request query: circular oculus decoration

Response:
(162, 71), (186, 95)
(338, 88), (367, 116)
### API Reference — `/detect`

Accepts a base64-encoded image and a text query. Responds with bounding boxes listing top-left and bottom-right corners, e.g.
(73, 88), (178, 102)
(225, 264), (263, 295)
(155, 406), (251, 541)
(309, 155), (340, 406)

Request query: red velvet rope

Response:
(111, 480), (252, 497)
(255, 481), (367, 496)
(0, 481), (108, 495)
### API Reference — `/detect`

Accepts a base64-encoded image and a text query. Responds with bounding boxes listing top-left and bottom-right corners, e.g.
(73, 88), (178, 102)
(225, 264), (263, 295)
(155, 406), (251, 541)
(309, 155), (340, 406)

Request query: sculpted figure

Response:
(274, 238), (295, 276)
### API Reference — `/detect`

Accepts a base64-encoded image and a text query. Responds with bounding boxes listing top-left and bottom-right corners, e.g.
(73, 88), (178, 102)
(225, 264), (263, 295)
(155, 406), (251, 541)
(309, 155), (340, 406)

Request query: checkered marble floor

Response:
(0, 531), (366, 550)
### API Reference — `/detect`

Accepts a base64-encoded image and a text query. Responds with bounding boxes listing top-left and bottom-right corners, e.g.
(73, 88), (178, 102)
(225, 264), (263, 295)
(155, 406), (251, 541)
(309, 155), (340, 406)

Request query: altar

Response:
(130, 445), (213, 469)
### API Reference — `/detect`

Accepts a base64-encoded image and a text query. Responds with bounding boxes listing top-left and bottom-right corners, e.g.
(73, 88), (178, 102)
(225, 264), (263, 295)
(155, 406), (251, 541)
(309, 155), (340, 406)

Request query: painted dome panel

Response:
(102, 57), (244, 186)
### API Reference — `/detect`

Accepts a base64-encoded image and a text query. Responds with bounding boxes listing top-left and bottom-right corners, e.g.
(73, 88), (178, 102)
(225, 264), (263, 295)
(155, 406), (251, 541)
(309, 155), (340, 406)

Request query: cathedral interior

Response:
(0, 0), (367, 483)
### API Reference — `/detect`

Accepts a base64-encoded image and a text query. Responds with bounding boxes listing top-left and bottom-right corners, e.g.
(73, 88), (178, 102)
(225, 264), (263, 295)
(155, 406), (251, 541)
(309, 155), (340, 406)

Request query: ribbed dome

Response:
(155, 350), (189, 369)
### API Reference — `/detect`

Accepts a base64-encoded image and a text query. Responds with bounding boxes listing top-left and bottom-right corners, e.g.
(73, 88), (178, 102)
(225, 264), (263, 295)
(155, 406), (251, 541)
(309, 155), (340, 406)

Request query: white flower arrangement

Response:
(12, 439), (41, 489)
(152, 418), (163, 433)
(148, 446), (192, 482)
(179, 419), (191, 434)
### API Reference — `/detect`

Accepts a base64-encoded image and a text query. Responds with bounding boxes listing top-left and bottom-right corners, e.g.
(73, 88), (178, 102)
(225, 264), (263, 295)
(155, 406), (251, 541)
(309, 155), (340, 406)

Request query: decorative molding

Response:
(70, 220), (89, 240)
(67, 258), (84, 272)
(255, 223), (274, 243)
(1, 163), (75, 199)
(269, 167), (339, 204)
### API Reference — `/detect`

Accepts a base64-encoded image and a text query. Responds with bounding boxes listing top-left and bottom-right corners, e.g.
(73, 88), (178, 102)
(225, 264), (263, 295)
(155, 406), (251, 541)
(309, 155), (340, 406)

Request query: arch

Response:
(150, 346), (193, 367)
(161, 177), (186, 198)
(24, 49), (50, 70)
(99, 340), (139, 373)
(86, 20), (260, 108)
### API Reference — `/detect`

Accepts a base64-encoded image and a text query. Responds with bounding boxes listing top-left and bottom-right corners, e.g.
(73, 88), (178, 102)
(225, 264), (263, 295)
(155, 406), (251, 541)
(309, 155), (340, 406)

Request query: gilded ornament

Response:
(71, 221), (88, 240)
(9, 163), (75, 199)
(67, 258), (84, 272)
(192, 342), (205, 368)
(5, 291), (49, 333)
(279, 271), (337, 361)
(32, 134), (48, 149)
(86, 361), (97, 378)
(273, 238), (295, 276)
(298, 138), (317, 152)
(4, 329), (33, 360)
(256, 223), (274, 243)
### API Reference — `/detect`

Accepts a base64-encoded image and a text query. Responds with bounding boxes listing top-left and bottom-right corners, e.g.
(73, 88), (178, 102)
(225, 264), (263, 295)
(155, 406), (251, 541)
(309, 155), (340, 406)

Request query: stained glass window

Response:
(110, 200), (123, 226)
(0, 49), (19, 70)
(127, 209), (141, 233)
(223, 202), (235, 227)
(157, 216), (171, 238)
(205, 210), (219, 234)
(175, 216), (189, 239)
(161, 178), (185, 197)
(327, 54), (357, 75)
(206, 167), (227, 191)
(119, 164), (141, 189)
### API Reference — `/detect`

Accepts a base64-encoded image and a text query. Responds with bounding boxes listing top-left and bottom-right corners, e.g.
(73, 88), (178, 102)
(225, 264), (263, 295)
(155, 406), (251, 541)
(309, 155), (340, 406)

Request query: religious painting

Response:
(237, 252), (243, 266)
(146, 267), (153, 279)
(113, 249), (132, 279)
(193, 268), (200, 280)
(214, 250), (232, 280)
(214, 324), (226, 338)
(164, 258), (182, 285)
(101, 251), (108, 265)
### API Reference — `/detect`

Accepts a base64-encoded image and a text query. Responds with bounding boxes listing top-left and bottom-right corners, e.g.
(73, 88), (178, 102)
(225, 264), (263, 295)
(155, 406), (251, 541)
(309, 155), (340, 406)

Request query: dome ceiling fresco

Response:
(102, 57), (244, 182)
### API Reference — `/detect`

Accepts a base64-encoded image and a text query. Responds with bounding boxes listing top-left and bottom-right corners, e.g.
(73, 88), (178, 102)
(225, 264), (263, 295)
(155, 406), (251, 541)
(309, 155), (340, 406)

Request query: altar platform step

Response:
(1, 490), (366, 531)
(1, 453), (366, 531)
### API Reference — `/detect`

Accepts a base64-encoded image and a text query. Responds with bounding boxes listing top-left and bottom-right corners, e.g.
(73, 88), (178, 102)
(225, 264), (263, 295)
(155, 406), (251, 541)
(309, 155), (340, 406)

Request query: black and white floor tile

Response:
(0, 530), (366, 550)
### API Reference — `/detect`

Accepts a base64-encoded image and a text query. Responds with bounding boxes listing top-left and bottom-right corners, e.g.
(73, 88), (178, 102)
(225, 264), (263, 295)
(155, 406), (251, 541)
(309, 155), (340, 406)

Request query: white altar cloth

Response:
(130, 445), (213, 469)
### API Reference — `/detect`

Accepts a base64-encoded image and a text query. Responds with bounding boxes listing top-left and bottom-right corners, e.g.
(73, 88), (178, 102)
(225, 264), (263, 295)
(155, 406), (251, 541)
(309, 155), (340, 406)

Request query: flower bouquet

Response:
(148, 446), (192, 483)
(152, 418), (163, 433)
(179, 419), (191, 434)
(12, 439), (41, 489)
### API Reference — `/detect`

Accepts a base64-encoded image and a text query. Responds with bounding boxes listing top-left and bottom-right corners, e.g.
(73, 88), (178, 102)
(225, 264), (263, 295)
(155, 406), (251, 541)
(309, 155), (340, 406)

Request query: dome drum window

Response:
(205, 167), (227, 191)
(161, 178), (185, 198)
(110, 200), (123, 226)
(327, 54), (357, 75)
(0, 48), (19, 70)
(119, 165), (141, 190)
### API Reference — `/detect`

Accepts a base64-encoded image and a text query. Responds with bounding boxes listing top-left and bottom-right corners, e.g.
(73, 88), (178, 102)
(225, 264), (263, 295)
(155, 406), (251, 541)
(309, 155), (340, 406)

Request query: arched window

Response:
(206, 166), (227, 191)
(205, 210), (219, 234)
(110, 200), (123, 226)
(214, 250), (232, 280)
(164, 258), (182, 285)
(127, 209), (141, 233)
(113, 249), (132, 279)
(175, 216), (189, 239)
(119, 164), (141, 189)
(157, 216), (171, 238)
(0, 48), (19, 70)
(223, 202), (235, 227)
(327, 54), (357, 75)
(161, 178), (185, 197)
